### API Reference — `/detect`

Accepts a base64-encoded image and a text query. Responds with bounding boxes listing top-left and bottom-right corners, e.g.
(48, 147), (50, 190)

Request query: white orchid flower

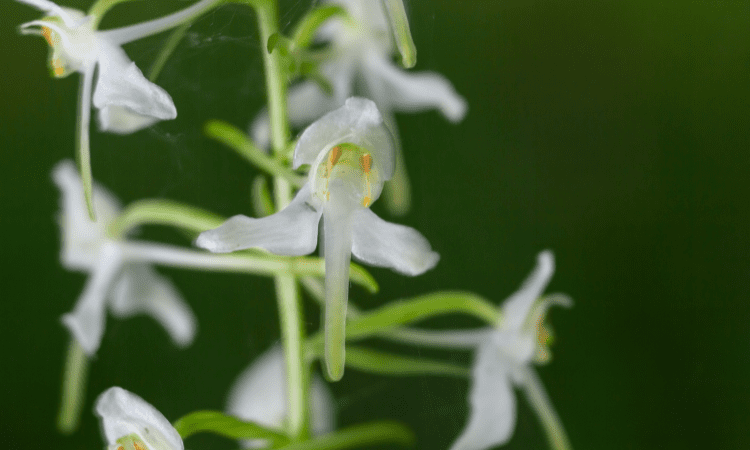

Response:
(424, 251), (572, 450)
(96, 387), (184, 450)
(54, 160), (196, 356)
(197, 98), (440, 380)
(18, 0), (219, 216)
(227, 346), (335, 447)
(250, 0), (466, 215)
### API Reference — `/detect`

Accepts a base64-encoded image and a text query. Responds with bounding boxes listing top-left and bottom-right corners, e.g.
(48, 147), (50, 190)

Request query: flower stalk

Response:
(246, 0), (308, 439)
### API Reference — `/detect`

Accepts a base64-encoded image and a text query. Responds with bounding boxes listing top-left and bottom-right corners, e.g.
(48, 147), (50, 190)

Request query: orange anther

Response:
(116, 447), (125, 450)
(41, 26), (55, 46)
(53, 59), (65, 77)
(359, 154), (372, 173)
(326, 146), (343, 174)
(362, 196), (372, 207)
(133, 441), (147, 450)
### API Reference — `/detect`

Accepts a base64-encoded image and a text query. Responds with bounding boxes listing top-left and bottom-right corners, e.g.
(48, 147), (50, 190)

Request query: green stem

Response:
(253, 0), (290, 157)
(248, 0), (307, 439)
(57, 339), (89, 434)
(273, 421), (414, 450)
(274, 275), (309, 440)
(108, 199), (225, 239)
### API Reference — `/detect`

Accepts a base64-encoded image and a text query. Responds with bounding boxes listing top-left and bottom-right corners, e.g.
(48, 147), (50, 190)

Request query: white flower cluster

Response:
(15, 0), (573, 449)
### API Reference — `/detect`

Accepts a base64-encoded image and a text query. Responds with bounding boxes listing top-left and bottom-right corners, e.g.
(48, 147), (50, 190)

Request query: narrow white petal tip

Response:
(537, 250), (555, 278)
(52, 160), (80, 190)
(545, 293), (573, 309)
(15, 0), (81, 27)
(445, 95), (469, 123)
(195, 230), (225, 253)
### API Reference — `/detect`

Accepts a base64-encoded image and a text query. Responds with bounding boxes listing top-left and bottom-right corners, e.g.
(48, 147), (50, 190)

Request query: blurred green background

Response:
(2, 0), (749, 449)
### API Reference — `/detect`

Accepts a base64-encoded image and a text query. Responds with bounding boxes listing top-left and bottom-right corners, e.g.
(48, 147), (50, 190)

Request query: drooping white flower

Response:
(446, 251), (572, 450)
(54, 160), (196, 356)
(96, 386), (184, 450)
(18, 0), (219, 214)
(251, 0), (467, 147)
(398, 253), (571, 449)
(197, 98), (439, 379)
(227, 346), (335, 447)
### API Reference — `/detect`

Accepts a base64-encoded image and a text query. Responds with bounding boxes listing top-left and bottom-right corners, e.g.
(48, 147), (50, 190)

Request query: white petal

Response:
(501, 251), (555, 330)
(97, 105), (162, 134)
(109, 264), (196, 347)
(99, 0), (220, 46)
(350, 208), (439, 276)
(293, 97), (395, 180)
(15, 0), (81, 28)
(450, 340), (516, 450)
(93, 44), (176, 134)
(96, 386), (184, 450)
(52, 160), (121, 270)
(61, 243), (124, 356)
(364, 52), (467, 123)
(196, 183), (321, 255)
(227, 346), (335, 447)
(322, 185), (357, 381)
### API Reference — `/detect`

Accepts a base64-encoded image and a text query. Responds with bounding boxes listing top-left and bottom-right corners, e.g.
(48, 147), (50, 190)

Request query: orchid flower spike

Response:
(17, 0), (219, 218)
(227, 346), (335, 447)
(54, 160), (196, 357)
(198, 98), (440, 380)
(449, 251), (573, 450)
(96, 387), (184, 450)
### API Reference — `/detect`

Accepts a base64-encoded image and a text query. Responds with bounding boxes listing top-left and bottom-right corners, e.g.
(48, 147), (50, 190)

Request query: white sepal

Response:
(196, 184), (322, 254)
(449, 340), (516, 450)
(96, 387), (184, 450)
